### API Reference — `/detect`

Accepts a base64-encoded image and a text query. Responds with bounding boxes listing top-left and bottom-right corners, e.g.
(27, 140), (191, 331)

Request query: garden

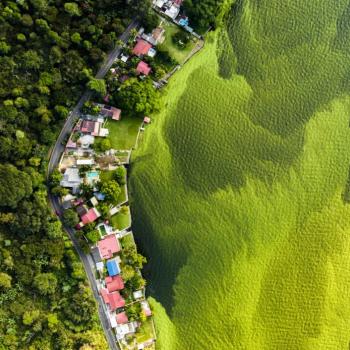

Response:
(158, 21), (198, 64)
(110, 206), (131, 231)
(101, 118), (141, 150)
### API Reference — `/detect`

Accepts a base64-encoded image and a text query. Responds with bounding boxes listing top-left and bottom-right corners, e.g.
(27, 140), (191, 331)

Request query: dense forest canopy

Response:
(0, 0), (156, 349)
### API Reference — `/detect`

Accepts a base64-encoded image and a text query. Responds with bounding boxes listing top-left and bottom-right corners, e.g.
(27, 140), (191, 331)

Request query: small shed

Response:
(133, 290), (143, 300)
(90, 196), (98, 207)
(147, 48), (157, 58)
(120, 54), (129, 63)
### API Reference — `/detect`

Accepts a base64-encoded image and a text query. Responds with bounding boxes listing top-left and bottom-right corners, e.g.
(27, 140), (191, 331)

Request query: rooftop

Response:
(137, 61), (151, 76)
(133, 39), (152, 56)
(107, 259), (121, 277)
(81, 120), (100, 136)
(116, 312), (129, 325)
(152, 27), (165, 44)
(81, 207), (101, 225)
(106, 275), (124, 292)
(144, 116), (151, 124)
(100, 289), (125, 311)
(60, 168), (82, 188)
(100, 105), (122, 121)
(97, 234), (121, 259)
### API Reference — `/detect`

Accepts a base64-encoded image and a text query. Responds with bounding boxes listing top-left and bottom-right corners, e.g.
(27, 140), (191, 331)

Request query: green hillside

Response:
(130, 1), (350, 349)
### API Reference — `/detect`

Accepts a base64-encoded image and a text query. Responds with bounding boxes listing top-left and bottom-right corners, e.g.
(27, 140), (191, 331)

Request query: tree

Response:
(129, 274), (146, 290)
(121, 265), (135, 282)
(33, 273), (57, 295)
(62, 209), (79, 227)
(64, 2), (81, 16)
(86, 230), (100, 244)
(0, 41), (11, 54)
(21, 14), (33, 27)
(79, 183), (94, 198)
(29, 0), (48, 12)
(172, 31), (191, 49)
(120, 205), (129, 215)
(63, 285), (95, 325)
(86, 78), (106, 96)
(46, 220), (63, 239)
(0, 164), (32, 208)
(114, 166), (126, 185)
(113, 78), (161, 116)
(23, 310), (40, 326)
(123, 247), (147, 269)
(99, 180), (121, 203)
(71, 261), (86, 280)
(47, 313), (59, 330)
(125, 303), (141, 321)
(96, 138), (111, 152)
(17, 34), (26, 42)
(71, 32), (82, 44)
(20, 50), (43, 70)
(183, 0), (224, 32)
(0, 272), (12, 289)
(49, 169), (63, 188)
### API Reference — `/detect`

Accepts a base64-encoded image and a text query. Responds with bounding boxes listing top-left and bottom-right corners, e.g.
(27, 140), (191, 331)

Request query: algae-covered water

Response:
(130, 1), (350, 349)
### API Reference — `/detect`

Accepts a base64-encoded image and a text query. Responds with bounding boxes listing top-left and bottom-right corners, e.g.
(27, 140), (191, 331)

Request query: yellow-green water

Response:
(130, 1), (350, 349)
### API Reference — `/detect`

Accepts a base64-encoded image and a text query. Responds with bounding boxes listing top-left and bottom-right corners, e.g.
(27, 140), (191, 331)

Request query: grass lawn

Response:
(104, 118), (141, 150)
(135, 318), (154, 344)
(110, 207), (131, 231)
(100, 170), (113, 182)
(117, 185), (127, 204)
(159, 22), (197, 64)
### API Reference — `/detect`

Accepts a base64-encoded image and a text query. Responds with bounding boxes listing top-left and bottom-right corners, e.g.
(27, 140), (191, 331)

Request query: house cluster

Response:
(152, 0), (198, 36)
(117, 26), (165, 79)
(91, 233), (154, 345)
(60, 104), (128, 194)
(57, 103), (156, 348)
(153, 0), (183, 20)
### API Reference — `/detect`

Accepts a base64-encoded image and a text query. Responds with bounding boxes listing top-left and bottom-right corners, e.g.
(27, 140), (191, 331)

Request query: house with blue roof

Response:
(107, 259), (120, 276)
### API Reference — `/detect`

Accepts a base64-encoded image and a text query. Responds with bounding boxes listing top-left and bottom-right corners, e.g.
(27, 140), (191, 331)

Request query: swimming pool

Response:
(86, 170), (99, 179)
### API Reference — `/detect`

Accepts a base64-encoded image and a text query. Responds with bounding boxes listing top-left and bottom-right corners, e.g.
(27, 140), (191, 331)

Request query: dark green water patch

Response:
(226, 0), (350, 136)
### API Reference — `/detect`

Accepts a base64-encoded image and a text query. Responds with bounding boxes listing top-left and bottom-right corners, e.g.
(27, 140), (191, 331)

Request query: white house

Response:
(60, 168), (82, 193)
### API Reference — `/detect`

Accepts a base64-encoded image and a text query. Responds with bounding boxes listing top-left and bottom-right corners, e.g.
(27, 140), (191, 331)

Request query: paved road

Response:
(47, 19), (139, 350)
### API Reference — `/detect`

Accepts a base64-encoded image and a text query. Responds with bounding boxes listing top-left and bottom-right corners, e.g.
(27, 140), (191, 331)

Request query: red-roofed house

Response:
(100, 105), (122, 120)
(136, 61), (151, 76)
(116, 312), (129, 324)
(81, 207), (101, 225)
(105, 275), (124, 292)
(98, 234), (121, 259)
(133, 39), (152, 56)
(144, 116), (151, 124)
(100, 288), (125, 311)
(81, 120), (100, 136)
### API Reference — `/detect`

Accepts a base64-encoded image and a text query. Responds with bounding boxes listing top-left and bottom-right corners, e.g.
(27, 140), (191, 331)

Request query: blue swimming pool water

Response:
(87, 171), (99, 179)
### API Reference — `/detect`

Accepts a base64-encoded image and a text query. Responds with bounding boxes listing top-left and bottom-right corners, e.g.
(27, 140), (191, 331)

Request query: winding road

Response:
(48, 19), (138, 350)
